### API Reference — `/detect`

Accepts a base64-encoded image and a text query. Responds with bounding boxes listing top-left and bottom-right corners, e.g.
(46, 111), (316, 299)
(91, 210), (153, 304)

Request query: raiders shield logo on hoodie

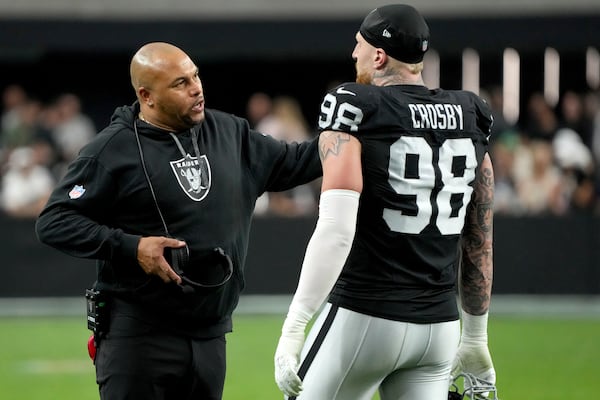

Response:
(170, 154), (211, 201)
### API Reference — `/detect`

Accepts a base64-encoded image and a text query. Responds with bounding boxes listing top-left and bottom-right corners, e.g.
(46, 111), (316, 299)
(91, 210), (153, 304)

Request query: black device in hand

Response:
(165, 243), (233, 290)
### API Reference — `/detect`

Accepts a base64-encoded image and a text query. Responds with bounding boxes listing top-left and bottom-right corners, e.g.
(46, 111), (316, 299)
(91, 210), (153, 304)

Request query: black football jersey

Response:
(318, 82), (492, 323)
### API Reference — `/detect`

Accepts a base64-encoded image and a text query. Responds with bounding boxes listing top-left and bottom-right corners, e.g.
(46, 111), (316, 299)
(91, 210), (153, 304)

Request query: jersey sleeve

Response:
(316, 83), (377, 137)
(473, 94), (494, 142)
(238, 114), (321, 194)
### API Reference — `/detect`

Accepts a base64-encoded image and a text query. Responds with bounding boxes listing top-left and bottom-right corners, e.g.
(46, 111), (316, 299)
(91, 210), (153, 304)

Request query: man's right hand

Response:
(137, 236), (185, 284)
(451, 341), (496, 384)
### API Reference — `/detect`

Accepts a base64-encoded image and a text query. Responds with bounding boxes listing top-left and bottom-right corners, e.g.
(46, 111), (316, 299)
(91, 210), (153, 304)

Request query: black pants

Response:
(95, 332), (226, 400)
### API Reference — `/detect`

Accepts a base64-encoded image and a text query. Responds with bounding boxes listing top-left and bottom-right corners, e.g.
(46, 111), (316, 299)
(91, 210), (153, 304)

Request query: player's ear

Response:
(374, 48), (388, 69)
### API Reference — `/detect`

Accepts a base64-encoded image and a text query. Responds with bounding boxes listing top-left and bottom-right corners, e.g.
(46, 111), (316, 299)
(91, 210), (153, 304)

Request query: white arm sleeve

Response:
(275, 189), (359, 396)
(287, 189), (360, 319)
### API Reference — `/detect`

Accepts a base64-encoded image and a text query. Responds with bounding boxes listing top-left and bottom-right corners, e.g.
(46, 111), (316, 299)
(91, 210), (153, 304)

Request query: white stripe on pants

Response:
(289, 303), (460, 400)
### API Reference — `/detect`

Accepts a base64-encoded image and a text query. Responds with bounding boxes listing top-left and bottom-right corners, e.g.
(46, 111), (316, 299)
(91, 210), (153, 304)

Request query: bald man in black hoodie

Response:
(36, 42), (321, 400)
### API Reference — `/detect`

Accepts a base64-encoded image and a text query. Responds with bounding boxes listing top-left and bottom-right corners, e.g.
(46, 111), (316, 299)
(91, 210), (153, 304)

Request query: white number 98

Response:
(318, 93), (364, 132)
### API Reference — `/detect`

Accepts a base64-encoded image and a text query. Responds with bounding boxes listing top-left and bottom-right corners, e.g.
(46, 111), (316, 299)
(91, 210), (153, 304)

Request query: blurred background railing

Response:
(1, 213), (598, 297)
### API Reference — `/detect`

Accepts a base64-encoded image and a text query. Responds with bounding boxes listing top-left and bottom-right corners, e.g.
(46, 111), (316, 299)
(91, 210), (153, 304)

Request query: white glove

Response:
(452, 311), (496, 385)
(274, 304), (312, 397)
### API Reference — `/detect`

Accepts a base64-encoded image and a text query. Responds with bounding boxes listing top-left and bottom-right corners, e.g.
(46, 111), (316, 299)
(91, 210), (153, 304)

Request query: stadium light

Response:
(544, 47), (560, 107)
(423, 49), (440, 89)
(462, 48), (480, 95)
(503, 48), (520, 125)
(586, 47), (600, 89)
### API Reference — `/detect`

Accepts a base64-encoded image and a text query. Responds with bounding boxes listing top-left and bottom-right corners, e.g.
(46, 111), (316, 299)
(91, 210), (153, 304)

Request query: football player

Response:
(275, 4), (496, 400)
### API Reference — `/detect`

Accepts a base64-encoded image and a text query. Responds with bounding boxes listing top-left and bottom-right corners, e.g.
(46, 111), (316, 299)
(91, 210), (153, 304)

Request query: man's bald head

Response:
(128, 42), (205, 131)
(130, 42), (189, 94)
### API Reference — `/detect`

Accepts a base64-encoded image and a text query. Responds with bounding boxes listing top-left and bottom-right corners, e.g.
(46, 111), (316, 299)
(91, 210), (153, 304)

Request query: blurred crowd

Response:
(2, 82), (600, 219)
(0, 84), (96, 218)
(246, 92), (321, 217)
(248, 86), (600, 218)
(485, 86), (600, 216)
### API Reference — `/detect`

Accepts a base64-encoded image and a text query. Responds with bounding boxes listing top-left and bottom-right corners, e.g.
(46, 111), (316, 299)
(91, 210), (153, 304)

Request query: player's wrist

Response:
(460, 310), (489, 344)
(281, 302), (312, 337)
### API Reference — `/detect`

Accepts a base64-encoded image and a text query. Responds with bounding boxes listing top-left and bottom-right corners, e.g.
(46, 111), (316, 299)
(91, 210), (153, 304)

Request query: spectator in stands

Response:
(553, 127), (594, 175)
(1, 97), (42, 154)
(0, 146), (54, 218)
(482, 85), (515, 142)
(246, 91), (273, 129)
(524, 92), (558, 142)
(490, 134), (524, 215)
(51, 93), (95, 163)
(34, 101), (65, 179)
(246, 92), (275, 214)
(515, 140), (565, 215)
(566, 169), (596, 214)
(584, 90), (600, 212)
(1, 84), (28, 138)
(552, 127), (596, 214)
(559, 90), (592, 148)
(256, 96), (318, 216)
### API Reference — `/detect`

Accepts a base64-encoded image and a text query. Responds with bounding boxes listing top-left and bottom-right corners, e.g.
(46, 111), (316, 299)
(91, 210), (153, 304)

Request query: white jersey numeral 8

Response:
(383, 137), (476, 235)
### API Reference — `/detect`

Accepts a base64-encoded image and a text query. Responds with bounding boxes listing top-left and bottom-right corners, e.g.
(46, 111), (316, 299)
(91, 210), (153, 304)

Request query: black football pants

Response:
(95, 332), (226, 400)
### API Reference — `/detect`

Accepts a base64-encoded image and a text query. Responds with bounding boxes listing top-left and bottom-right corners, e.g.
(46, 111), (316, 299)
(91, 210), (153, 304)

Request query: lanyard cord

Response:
(133, 120), (171, 237)
(133, 121), (201, 236)
(168, 129), (201, 162)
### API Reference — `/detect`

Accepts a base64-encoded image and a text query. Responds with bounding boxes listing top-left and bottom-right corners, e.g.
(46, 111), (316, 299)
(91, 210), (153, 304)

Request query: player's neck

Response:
(373, 74), (424, 87)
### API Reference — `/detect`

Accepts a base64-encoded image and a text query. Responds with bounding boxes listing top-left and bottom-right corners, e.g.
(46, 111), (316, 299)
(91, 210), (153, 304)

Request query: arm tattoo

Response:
(460, 160), (494, 315)
(319, 131), (351, 161)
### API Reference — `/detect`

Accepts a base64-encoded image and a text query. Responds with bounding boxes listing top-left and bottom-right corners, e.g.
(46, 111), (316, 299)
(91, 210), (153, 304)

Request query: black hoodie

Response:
(36, 102), (321, 337)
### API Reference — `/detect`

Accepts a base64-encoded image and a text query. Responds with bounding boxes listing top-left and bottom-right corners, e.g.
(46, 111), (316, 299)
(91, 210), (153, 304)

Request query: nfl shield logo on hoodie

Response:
(69, 185), (86, 199)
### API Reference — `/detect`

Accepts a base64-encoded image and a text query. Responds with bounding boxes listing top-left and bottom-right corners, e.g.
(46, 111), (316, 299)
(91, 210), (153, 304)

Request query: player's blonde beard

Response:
(355, 71), (372, 85)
